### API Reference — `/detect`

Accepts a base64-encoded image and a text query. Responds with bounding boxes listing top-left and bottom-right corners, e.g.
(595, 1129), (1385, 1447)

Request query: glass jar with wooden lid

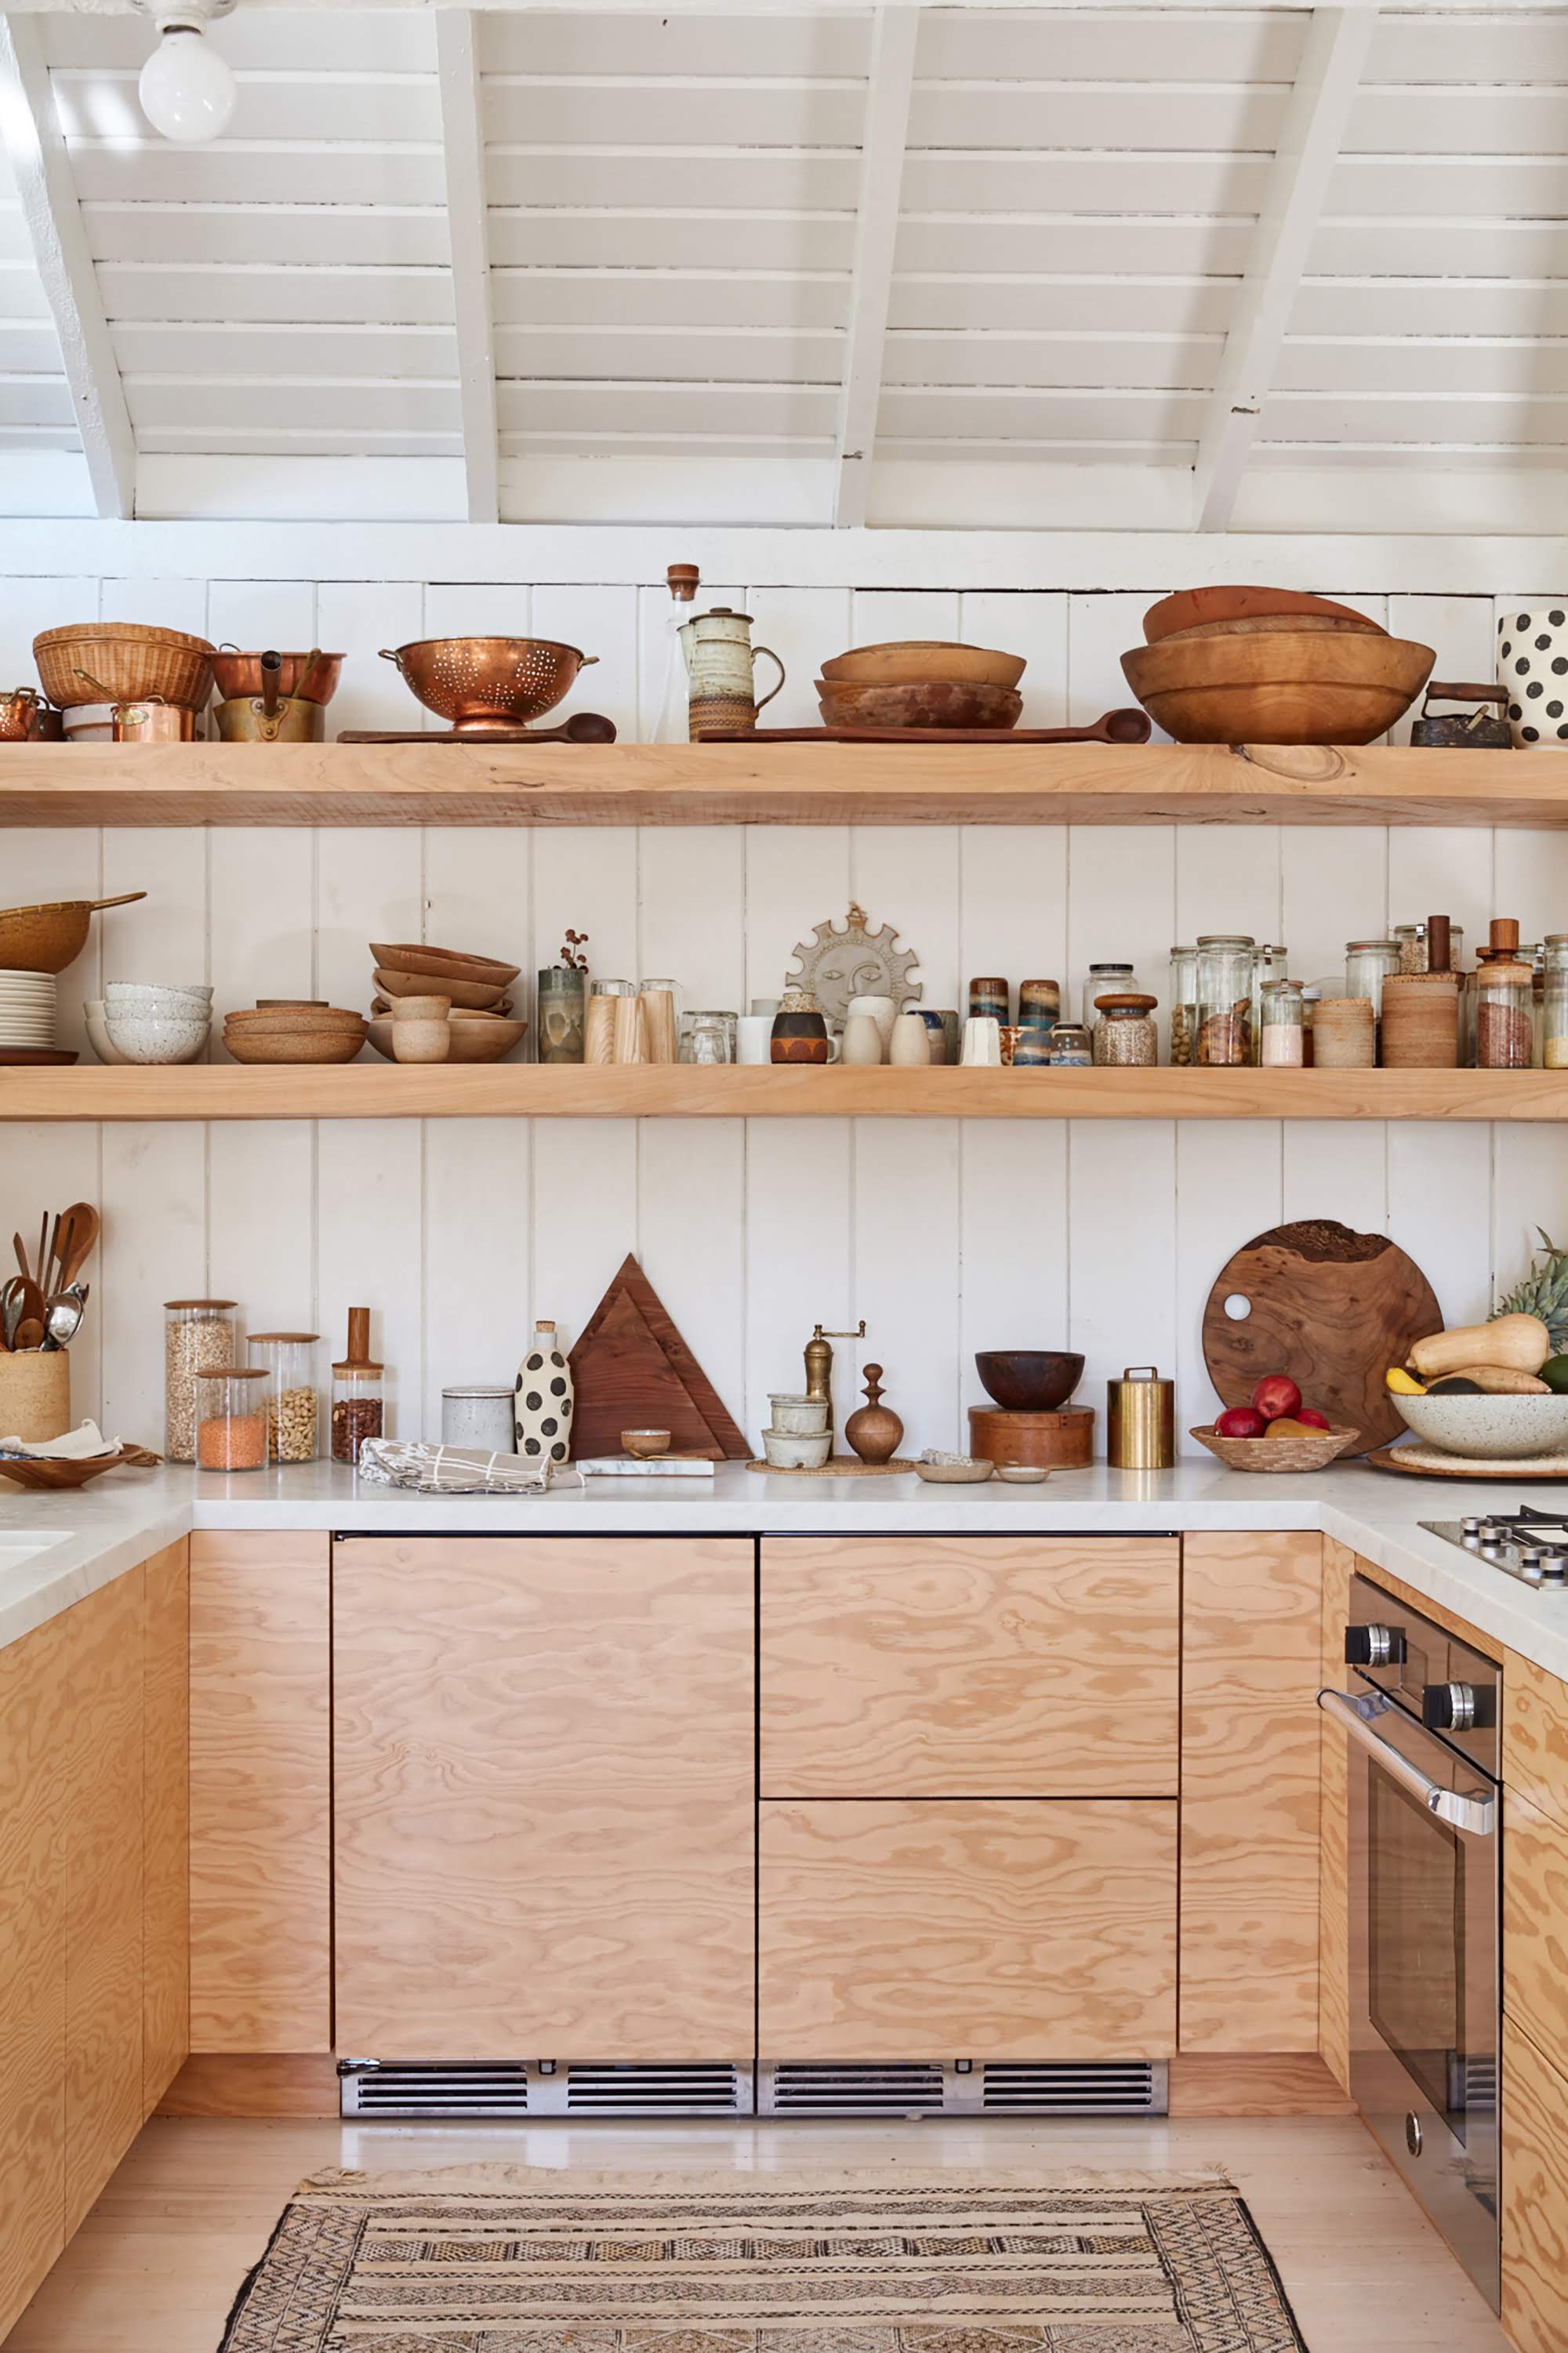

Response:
(194, 1367), (268, 1472)
(251, 1331), (321, 1463)
(1091, 992), (1158, 1066)
(164, 1298), (238, 1462)
(332, 1305), (384, 1466)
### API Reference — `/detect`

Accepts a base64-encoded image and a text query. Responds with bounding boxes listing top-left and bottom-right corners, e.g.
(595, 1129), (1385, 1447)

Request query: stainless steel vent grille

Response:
(759, 2060), (1167, 2119)
(339, 2060), (751, 2120)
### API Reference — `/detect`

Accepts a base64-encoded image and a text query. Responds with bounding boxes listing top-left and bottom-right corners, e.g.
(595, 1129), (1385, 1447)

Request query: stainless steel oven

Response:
(1319, 1574), (1501, 2311)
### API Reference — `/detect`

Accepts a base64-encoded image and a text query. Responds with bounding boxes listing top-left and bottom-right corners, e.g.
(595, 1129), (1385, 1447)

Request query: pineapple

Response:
(1496, 1229), (1568, 1355)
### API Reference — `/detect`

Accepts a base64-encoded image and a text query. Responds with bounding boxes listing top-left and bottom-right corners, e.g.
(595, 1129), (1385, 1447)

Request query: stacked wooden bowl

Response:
(1120, 589), (1434, 745)
(368, 941), (528, 1063)
(224, 1003), (368, 1064)
(817, 641), (1025, 732)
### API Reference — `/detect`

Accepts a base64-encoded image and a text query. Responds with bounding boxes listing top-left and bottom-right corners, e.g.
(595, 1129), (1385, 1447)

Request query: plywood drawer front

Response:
(143, 1538), (190, 2117)
(760, 1537), (1179, 1798)
(1503, 2015), (1568, 2353)
(758, 1798), (1177, 2059)
(1504, 1788), (1568, 2064)
(333, 1537), (755, 2061)
(1504, 1649), (1568, 1832)
(190, 1533), (332, 2054)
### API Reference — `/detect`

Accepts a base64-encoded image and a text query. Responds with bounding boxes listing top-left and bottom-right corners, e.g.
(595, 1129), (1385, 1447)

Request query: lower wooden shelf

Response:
(5, 1064), (1568, 1122)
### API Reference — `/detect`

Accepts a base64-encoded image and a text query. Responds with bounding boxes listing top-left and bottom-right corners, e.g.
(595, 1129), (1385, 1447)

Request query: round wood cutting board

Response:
(1203, 1219), (1442, 1456)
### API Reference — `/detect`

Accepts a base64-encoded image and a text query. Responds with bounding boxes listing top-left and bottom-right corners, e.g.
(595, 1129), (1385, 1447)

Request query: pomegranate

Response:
(1295, 1407), (1330, 1431)
(1250, 1373), (1303, 1422)
(1214, 1406), (1266, 1439)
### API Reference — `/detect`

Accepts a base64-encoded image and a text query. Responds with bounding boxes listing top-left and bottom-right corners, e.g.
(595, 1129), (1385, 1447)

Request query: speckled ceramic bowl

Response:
(103, 1008), (210, 1065)
(1393, 1391), (1568, 1460)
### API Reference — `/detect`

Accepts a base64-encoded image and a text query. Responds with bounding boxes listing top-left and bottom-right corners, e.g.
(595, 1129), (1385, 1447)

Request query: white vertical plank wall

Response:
(2, 554), (1562, 1456)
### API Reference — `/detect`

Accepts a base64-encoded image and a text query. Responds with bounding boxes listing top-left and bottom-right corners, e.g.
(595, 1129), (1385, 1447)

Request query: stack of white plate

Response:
(0, 968), (56, 1050)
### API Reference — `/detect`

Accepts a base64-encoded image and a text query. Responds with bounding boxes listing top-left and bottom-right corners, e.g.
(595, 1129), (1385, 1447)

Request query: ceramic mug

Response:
(846, 992), (896, 1054)
(960, 1015), (1003, 1068)
(889, 1011), (931, 1066)
(735, 1015), (774, 1065)
(915, 1008), (948, 1064)
(1497, 607), (1568, 746)
(840, 1013), (883, 1066)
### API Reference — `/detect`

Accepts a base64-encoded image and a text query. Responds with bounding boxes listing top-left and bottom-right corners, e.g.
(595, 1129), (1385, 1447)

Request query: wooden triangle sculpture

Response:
(568, 1254), (750, 1461)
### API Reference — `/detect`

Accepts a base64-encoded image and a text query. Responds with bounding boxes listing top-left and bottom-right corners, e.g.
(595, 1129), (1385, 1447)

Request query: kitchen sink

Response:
(0, 1530), (69, 1567)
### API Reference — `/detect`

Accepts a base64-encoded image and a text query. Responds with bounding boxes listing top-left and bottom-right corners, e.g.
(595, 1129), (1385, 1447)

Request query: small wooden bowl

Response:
(816, 678), (1023, 732)
(369, 941), (521, 986)
(224, 1022), (366, 1065)
(820, 641), (1027, 691)
(374, 964), (510, 1011)
(1189, 1424), (1359, 1472)
(621, 1429), (671, 1458)
(0, 1442), (161, 1491)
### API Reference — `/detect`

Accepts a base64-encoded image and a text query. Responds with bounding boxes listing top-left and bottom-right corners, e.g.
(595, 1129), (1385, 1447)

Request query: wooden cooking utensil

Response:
(56, 1203), (98, 1289)
(13, 1233), (30, 1285)
(12, 1274), (45, 1350)
(1203, 1218), (1442, 1456)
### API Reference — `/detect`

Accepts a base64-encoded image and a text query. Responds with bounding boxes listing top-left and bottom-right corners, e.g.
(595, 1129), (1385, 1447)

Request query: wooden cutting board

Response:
(1203, 1219), (1443, 1456)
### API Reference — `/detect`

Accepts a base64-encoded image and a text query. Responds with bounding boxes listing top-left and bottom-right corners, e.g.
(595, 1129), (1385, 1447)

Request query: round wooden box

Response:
(967, 1403), (1094, 1469)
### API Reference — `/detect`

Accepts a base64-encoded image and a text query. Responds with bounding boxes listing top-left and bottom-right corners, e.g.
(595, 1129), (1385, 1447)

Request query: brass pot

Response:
(212, 692), (325, 744)
(379, 637), (598, 734)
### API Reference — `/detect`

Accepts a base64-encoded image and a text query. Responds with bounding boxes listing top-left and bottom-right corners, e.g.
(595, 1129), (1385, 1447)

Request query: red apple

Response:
(1295, 1407), (1330, 1431)
(1214, 1406), (1267, 1439)
(1250, 1373), (1303, 1422)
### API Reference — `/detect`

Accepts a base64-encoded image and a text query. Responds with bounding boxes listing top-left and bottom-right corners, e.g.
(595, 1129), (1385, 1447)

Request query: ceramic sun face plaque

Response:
(785, 901), (923, 1027)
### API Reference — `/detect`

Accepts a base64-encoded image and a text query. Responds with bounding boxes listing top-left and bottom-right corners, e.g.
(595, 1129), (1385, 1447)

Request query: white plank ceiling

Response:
(1, 2), (1566, 524)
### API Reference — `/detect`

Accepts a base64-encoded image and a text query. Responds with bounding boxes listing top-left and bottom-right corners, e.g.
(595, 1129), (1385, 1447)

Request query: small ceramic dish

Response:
(914, 1455), (995, 1485)
(104, 1010), (211, 1065)
(83, 1000), (131, 1066)
(621, 1429), (671, 1458)
(763, 1428), (833, 1470)
(995, 1462), (1051, 1483)
(105, 980), (212, 1008)
(768, 1393), (829, 1435)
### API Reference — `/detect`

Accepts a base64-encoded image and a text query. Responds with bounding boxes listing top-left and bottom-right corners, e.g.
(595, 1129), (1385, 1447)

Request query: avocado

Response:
(1541, 1355), (1568, 1394)
(1428, 1376), (1484, 1396)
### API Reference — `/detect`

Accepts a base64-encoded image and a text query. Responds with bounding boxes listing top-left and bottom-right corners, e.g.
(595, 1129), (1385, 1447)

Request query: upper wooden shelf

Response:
(2, 740), (1565, 830)
(5, 1066), (1567, 1123)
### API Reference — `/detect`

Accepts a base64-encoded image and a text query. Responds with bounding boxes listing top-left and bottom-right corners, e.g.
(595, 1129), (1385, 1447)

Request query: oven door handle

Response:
(1318, 1688), (1497, 1837)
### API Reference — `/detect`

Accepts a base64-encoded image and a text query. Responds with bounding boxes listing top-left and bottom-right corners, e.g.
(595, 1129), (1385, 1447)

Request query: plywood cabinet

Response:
(758, 1797), (1177, 2058)
(142, 1538), (189, 2115)
(189, 1532), (332, 2053)
(1502, 2015), (1568, 2353)
(332, 1536), (755, 2061)
(1318, 1536), (1354, 2094)
(760, 1536), (1179, 1799)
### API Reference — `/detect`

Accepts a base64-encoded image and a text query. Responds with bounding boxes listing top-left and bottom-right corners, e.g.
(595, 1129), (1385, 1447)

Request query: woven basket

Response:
(34, 623), (216, 711)
(1190, 1423), (1359, 1472)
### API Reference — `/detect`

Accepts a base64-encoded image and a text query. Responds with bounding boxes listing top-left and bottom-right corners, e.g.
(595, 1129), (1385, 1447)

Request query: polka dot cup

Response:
(1497, 607), (1568, 746)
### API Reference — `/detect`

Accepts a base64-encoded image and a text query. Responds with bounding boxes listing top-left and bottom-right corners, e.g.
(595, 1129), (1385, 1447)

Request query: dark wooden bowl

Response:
(975, 1350), (1084, 1411)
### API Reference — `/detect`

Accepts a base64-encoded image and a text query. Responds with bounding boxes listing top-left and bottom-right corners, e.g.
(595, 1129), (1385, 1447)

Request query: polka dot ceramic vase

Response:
(514, 1319), (574, 1464)
(1497, 608), (1568, 746)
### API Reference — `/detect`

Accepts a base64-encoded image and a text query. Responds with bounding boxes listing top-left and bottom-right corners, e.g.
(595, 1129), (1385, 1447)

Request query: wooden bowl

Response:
(224, 1022), (366, 1065)
(0, 1442), (160, 1490)
(226, 1004), (364, 1031)
(815, 679), (1023, 732)
(975, 1349), (1083, 1411)
(821, 641), (1027, 690)
(367, 1015), (528, 1062)
(1142, 588), (1386, 645)
(0, 893), (147, 975)
(369, 941), (521, 986)
(34, 623), (216, 710)
(373, 964), (510, 1011)
(621, 1429), (672, 1458)
(1120, 632), (1435, 746)
(1189, 1424), (1359, 1472)
(1157, 613), (1385, 645)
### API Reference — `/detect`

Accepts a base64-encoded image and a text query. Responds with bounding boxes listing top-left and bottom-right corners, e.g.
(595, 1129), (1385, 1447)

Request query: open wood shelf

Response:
(5, 1065), (1568, 1122)
(2, 739), (1566, 829)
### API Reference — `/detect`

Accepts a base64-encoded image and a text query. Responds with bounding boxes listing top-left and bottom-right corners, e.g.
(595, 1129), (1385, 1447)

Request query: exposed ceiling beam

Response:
(0, 9), (133, 518)
(1192, 4), (1377, 533)
(435, 6), (499, 527)
(833, 4), (918, 529)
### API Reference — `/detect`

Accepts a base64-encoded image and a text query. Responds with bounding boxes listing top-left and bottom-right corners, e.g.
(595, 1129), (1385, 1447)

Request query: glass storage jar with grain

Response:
(1081, 963), (1137, 1030)
(1345, 940), (1400, 1043)
(1196, 935), (1255, 1066)
(1168, 947), (1198, 1066)
(252, 1331), (320, 1463)
(194, 1366), (268, 1472)
(332, 1305), (384, 1465)
(164, 1298), (238, 1462)
(1475, 955), (1534, 1069)
(1259, 978), (1305, 1066)
(1092, 993), (1157, 1066)
(1249, 946), (1287, 1063)
(1544, 937), (1568, 1069)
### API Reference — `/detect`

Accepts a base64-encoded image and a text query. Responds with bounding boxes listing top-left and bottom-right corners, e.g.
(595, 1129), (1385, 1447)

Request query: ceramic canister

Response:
(1497, 607), (1568, 746)
(1012, 1026), (1054, 1069)
(960, 1015), (1004, 1067)
(846, 993), (896, 1053)
(771, 989), (837, 1065)
(969, 975), (1009, 1023)
(889, 1011), (931, 1066)
(915, 1008), (948, 1064)
(735, 1015), (774, 1065)
(840, 1013), (883, 1066)
(1018, 978), (1061, 1033)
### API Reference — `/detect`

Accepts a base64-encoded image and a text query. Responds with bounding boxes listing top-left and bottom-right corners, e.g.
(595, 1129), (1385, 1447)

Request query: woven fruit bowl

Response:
(1190, 1423), (1359, 1472)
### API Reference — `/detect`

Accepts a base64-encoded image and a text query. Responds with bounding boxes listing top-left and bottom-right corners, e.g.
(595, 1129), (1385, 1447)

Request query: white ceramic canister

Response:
(889, 1011), (931, 1066)
(960, 1015), (1004, 1067)
(1497, 606), (1568, 746)
(442, 1385), (516, 1451)
(840, 1013), (883, 1066)
(846, 992), (897, 1053)
(514, 1319), (575, 1463)
(735, 1014), (774, 1065)
(768, 1393), (829, 1435)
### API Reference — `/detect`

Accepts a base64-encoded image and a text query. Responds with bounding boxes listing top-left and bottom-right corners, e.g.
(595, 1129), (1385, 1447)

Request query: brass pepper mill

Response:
(804, 1321), (866, 1446)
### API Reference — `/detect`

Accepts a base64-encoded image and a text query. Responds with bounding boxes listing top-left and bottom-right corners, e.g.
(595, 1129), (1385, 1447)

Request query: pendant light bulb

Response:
(139, 10), (237, 144)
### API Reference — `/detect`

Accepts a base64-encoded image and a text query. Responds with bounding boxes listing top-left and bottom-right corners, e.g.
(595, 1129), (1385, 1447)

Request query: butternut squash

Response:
(1409, 1313), (1551, 1380)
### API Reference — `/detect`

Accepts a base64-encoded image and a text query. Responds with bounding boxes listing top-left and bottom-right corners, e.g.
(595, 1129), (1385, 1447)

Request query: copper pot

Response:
(72, 669), (198, 743)
(0, 687), (42, 741)
(211, 647), (343, 705)
(379, 637), (598, 735)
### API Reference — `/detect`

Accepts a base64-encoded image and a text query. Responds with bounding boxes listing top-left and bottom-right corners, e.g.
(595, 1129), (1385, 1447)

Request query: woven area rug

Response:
(218, 2165), (1309, 2351)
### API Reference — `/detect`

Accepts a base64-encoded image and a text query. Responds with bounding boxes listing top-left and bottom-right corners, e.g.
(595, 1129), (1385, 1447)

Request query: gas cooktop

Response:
(1423, 1504), (1568, 1589)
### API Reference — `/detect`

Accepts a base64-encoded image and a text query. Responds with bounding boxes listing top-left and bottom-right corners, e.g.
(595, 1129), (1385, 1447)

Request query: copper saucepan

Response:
(379, 637), (599, 735)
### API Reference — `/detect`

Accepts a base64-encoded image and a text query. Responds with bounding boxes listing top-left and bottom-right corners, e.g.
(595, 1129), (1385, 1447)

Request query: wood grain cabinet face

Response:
(760, 1536), (1179, 1799)
(758, 1798), (1177, 2059)
(1502, 2017), (1568, 2353)
(189, 1533), (332, 2054)
(1504, 1648), (1568, 1831)
(1504, 1788), (1568, 2075)
(0, 1610), (70, 2341)
(332, 1537), (756, 2062)
(142, 1538), (189, 2115)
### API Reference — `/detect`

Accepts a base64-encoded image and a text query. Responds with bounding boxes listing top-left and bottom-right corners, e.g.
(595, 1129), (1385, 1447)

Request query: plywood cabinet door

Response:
(190, 1533), (332, 2053)
(760, 1536), (1179, 1798)
(333, 1536), (755, 2061)
(758, 1798), (1177, 2059)
(1502, 2016), (1568, 2353)
(1504, 1647), (1568, 1831)
(64, 1570), (146, 2237)
(142, 1538), (189, 2114)
(0, 1610), (70, 2341)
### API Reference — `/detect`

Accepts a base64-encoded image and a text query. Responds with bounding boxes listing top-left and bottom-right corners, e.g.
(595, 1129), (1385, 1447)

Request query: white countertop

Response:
(3, 1454), (1565, 1679)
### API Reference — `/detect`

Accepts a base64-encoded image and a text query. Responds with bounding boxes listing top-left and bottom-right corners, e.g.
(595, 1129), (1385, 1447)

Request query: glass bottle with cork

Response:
(332, 1306), (384, 1465)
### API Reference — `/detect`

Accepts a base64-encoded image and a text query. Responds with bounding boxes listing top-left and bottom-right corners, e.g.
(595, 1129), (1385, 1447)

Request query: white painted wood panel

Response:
(316, 1118), (423, 1439)
(98, 1121), (205, 1446)
(1176, 1121), (1283, 1446)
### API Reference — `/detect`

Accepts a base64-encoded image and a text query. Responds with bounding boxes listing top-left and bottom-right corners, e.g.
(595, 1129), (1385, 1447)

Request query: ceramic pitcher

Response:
(679, 606), (785, 739)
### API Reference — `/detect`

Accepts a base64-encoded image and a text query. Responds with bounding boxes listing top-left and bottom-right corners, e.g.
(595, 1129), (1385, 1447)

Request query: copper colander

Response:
(379, 637), (597, 735)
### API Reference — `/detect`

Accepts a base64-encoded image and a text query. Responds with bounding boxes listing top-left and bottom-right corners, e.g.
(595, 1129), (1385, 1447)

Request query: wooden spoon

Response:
(13, 1233), (31, 1284)
(10, 1274), (45, 1350)
(56, 1203), (98, 1288)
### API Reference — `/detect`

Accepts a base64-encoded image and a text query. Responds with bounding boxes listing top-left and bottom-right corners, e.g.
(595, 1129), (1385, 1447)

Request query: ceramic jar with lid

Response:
(771, 989), (835, 1065)
(442, 1385), (516, 1451)
(251, 1331), (320, 1462)
(1050, 1022), (1092, 1066)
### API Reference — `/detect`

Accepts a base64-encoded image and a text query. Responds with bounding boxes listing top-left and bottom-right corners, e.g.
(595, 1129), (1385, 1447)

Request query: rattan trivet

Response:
(1366, 1442), (1568, 1480)
(746, 1455), (916, 1477)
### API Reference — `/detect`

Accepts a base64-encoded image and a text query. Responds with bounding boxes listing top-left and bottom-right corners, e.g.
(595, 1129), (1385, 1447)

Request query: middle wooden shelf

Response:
(5, 1064), (1568, 1122)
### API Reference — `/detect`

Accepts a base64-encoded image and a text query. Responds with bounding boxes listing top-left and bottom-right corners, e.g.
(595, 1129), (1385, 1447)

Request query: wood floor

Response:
(5, 2112), (1510, 2353)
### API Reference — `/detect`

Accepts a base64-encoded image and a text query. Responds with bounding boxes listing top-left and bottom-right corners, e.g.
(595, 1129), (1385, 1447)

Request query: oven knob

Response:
(1461, 1516), (1483, 1537)
(1345, 1623), (1407, 1668)
(1422, 1680), (1491, 1733)
(1541, 1552), (1568, 1584)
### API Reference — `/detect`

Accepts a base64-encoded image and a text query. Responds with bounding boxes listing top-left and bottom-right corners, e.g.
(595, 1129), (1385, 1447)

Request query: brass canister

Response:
(1106, 1365), (1175, 1470)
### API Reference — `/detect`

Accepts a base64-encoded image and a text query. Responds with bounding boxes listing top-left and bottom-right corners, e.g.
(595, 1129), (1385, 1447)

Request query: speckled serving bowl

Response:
(1393, 1391), (1568, 1461)
(103, 1008), (211, 1065)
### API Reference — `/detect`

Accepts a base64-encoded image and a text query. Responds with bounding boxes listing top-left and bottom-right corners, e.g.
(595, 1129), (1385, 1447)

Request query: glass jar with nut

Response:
(252, 1331), (321, 1462)
(164, 1299), (238, 1462)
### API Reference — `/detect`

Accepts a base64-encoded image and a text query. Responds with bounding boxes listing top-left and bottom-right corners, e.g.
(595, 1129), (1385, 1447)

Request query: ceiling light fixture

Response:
(136, 0), (238, 145)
